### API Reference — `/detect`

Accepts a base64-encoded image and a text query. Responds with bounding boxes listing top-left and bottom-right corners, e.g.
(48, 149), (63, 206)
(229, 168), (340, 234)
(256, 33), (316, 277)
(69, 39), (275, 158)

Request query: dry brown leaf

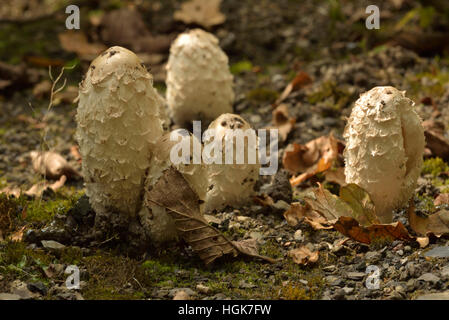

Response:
(174, 0), (226, 29)
(0, 186), (21, 198)
(288, 246), (319, 265)
(100, 8), (172, 54)
(271, 104), (296, 142)
(9, 226), (25, 242)
(145, 167), (276, 265)
(434, 193), (449, 206)
(25, 175), (67, 198)
(422, 120), (449, 161)
(334, 216), (414, 245)
(407, 201), (449, 237)
(283, 202), (333, 230)
(254, 194), (275, 207)
(16, 114), (46, 129)
(30, 151), (80, 180)
(324, 167), (347, 186)
(286, 133), (344, 187)
(275, 71), (312, 106)
(58, 31), (106, 60)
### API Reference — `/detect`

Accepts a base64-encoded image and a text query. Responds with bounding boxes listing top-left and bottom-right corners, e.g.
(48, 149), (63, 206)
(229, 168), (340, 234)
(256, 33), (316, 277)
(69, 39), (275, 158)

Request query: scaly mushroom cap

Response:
(76, 46), (165, 216)
(166, 29), (234, 126)
(203, 113), (260, 213)
(343, 86), (425, 223)
(140, 131), (207, 243)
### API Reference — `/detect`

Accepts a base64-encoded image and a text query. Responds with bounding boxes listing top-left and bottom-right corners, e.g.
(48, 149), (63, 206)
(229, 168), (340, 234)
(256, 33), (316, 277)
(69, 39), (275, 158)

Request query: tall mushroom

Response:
(166, 29), (234, 126)
(76, 46), (165, 218)
(203, 113), (260, 213)
(343, 86), (425, 223)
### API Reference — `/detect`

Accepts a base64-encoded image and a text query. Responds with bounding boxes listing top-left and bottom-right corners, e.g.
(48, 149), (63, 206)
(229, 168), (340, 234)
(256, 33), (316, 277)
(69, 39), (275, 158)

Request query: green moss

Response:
(422, 157), (449, 176)
(416, 194), (435, 213)
(246, 87), (279, 103)
(230, 60), (254, 74)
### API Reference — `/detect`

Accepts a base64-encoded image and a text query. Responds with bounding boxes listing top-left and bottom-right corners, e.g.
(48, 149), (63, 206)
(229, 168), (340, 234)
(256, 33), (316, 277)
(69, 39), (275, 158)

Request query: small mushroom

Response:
(343, 86), (425, 223)
(140, 131), (207, 243)
(166, 29), (234, 126)
(203, 113), (260, 213)
(76, 46), (166, 217)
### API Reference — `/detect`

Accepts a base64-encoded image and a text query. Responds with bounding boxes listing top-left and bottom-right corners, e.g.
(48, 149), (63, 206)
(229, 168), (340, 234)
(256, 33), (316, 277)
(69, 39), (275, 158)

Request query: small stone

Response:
(441, 265), (449, 277)
(424, 246), (449, 258)
(173, 291), (191, 300)
(169, 288), (196, 298)
(416, 291), (449, 300)
(27, 282), (48, 296)
(293, 230), (303, 242)
(342, 287), (354, 295)
(41, 240), (66, 250)
(10, 280), (38, 300)
(249, 231), (263, 241)
(272, 200), (290, 211)
(236, 215), (250, 222)
(397, 249), (404, 256)
(346, 272), (365, 280)
(417, 273), (441, 283)
(0, 293), (21, 300)
(404, 245), (412, 253)
(238, 280), (256, 289)
(196, 284), (210, 294)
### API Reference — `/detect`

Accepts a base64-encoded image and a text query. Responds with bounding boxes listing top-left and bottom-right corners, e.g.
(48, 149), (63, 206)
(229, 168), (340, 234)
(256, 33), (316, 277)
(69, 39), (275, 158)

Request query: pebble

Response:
(346, 272), (365, 280)
(441, 265), (449, 277)
(293, 230), (303, 242)
(416, 291), (449, 300)
(417, 273), (441, 283)
(0, 293), (21, 300)
(41, 240), (66, 250)
(424, 246), (449, 258)
(173, 291), (191, 300)
(196, 284), (210, 294)
(169, 288), (196, 298)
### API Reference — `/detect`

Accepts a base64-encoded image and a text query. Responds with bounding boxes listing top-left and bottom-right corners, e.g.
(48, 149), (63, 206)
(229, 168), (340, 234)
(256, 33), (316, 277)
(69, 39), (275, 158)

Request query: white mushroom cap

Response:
(166, 29), (234, 126)
(343, 86), (425, 223)
(140, 131), (207, 243)
(203, 113), (260, 213)
(76, 46), (165, 216)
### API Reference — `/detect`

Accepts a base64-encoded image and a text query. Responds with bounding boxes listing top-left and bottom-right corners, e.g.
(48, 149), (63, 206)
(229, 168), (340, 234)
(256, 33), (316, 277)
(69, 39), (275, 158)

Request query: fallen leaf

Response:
(274, 71), (312, 106)
(333, 216), (414, 245)
(254, 194), (275, 207)
(9, 226), (25, 242)
(434, 194), (449, 206)
(30, 151), (80, 180)
(416, 236), (430, 248)
(324, 167), (347, 186)
(283, 202), (333, 230)
(58, 31), (106, 60)
(286, 133), (344, 187)
(100, 8), (172, 54)
(422, 120), (449, 161)
(25, 175), (67, 198)
(288, 246), (319, 265)
(407, 200), (449, 237)
(270, 104), (295, 142)
(145, 167), (276, 265)
(174, 0), (226, 29)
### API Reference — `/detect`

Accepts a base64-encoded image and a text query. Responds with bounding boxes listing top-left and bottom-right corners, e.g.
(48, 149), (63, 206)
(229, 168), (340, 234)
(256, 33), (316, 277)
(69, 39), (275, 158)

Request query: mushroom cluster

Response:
(343, 86), (425, 223)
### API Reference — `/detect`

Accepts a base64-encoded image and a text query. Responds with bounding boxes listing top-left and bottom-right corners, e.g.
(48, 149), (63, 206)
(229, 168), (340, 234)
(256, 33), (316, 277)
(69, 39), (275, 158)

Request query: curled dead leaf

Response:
(25, 175), (67, 198)
(270, 104), (295, 142)
(422, 120), (449, 161)
(285, 133), (344, 187)
(58, 31), (106, 61)
(30, 151), (80, 180)
(174, 0), (226, 29)
(275, 71), (312, 106)
(254, 194), (275, 207)
(407, 200), (449, 237)
(283, 202), (333, 230)
(288, 246), (319, 265)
